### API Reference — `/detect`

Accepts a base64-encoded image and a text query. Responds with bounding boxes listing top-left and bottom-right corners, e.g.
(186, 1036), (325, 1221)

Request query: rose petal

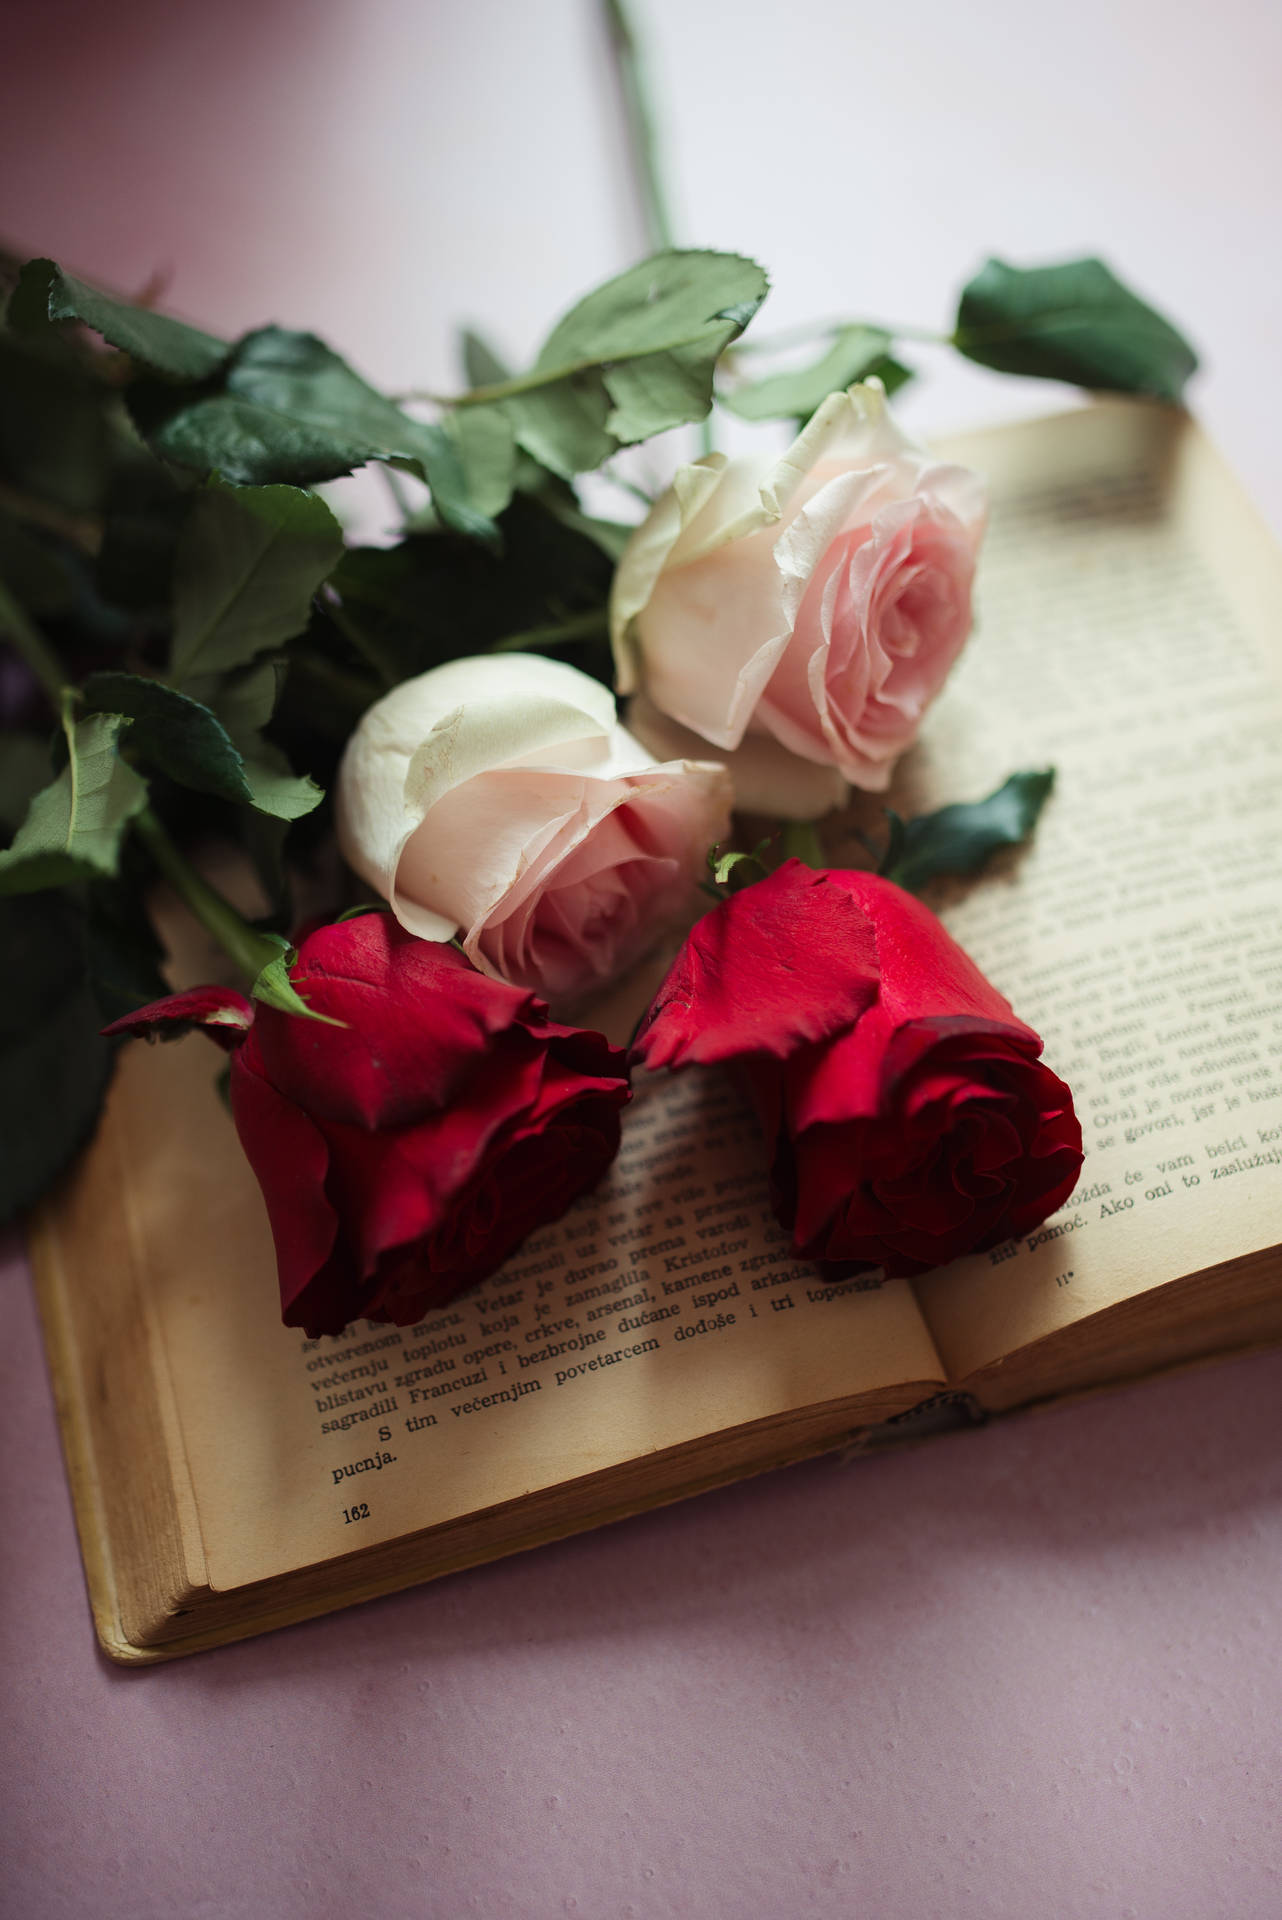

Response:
(229, 1056), (342, 1332)
(634, 859), (879, 1070)
(102, 984), (254, 1051)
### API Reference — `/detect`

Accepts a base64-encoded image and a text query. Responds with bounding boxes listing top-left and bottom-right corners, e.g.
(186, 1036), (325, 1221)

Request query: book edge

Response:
(26, 1209), (161, 1667)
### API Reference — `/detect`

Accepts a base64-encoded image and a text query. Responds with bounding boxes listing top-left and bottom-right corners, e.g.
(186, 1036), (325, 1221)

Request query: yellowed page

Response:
(106, 1025), (942, 1594)
(892, 403), (1282, 1378)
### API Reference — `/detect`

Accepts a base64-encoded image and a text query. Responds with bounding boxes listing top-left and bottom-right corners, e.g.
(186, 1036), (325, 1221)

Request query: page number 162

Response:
(342, 1503), (370, 1524)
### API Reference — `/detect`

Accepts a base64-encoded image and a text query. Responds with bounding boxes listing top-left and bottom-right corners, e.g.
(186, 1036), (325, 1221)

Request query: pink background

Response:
(4, 2), (1282, 1914)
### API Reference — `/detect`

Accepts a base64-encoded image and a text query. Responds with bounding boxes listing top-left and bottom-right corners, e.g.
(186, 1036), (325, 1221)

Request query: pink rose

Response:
(610, 381), (986, 815)
(335, 653), (732, 1002)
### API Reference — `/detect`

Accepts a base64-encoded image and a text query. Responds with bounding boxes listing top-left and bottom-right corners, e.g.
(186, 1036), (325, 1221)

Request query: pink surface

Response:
(4, 1230), (1282, 1919)
(4, 2), (1282, 1913)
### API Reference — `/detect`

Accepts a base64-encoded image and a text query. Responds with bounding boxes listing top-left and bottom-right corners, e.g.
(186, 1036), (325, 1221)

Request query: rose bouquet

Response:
(0, 8), (1197, 1336)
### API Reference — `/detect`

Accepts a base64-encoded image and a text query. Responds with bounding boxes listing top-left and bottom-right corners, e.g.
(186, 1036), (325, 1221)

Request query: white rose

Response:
(335, 653), (733, 1000)
(610, 380), (986, 816)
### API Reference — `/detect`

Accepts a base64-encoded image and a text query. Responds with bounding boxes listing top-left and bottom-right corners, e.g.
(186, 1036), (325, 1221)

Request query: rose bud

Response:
(104, 914), (630, 1335)
(334, 652), (732, 1002)
(634, 861), (1083, 1278)
(610, 381), (986, 817)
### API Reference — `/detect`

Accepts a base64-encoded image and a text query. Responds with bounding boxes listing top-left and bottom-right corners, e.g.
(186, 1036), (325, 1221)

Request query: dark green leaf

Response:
(0, 890), (115, 1221)
(330, 490), (614, 684)
(955, 258), (1198, 401)
(133, 389), (371, 488)
(80, 670), (321, 820)
(0, 734), (56, 835)
(0, 512), (79, 616)
(170, 478), (343, 681)
(224, 327), (496, 542)
(198, 656), (279, 734)
(0, 710), (148, 894)
(8, 258), (228, 383)
(882, 769), (1056, 894)
(0, 335), (111, 515)
(94, 496), (189, 613)
(84, 877), (170, 1024)
(721, 326), (912, 421)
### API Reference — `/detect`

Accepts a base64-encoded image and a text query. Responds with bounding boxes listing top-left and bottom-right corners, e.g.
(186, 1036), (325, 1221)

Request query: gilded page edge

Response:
(26, 1208), (154, 1665)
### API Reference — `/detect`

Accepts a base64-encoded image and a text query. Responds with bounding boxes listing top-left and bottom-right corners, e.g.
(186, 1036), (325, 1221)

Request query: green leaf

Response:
(251, 947), (343, 1024)
(235, 741), (322, 822)
(721, 325), (912, 421)
(170, 478), (343, 682)
(8, 258), (228, 383)
(84, 877), (170, 1025)
(0, 710), (147, 894)
(0, 513), (79, 617)
(132, 390), (371, 488)
(0, 891), (114, 1221)
(445, 405), (518, 520)
(708, 837), (774, 893)
(0, 335), (111, 515)
(494, 383), (615, 479)
(94, 497), (193, 614)
(954, 258), (1198, 401)
(187, 655), (281, 735)
(224, 328), (496, 541)
(459, 328), (512, 388)
(80, 670), (321, 821)
(882, 769), (1056, 894)
(458, 251), (769, 477)
(0, 734), (57, 835)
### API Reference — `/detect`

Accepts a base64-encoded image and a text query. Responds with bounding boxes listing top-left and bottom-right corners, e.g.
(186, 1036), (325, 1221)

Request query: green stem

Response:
(322, 594), (400, 690)
(602, 0), (676, 254)
(733, 317), (949, 357)
(133, 806), (282, 986)
(288, 649), (383, 724)
(601, 0), (715, 460)
(492, 608), (610, 653)
(779, 818), (826, 868)
(0, 578), (66, 705)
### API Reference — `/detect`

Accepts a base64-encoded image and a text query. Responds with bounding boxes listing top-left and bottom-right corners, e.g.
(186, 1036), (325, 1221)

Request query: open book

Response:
(30, 400), (1282, 1663)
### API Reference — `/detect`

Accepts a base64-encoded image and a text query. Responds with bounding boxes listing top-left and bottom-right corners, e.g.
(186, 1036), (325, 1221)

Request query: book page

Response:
(882, 403), (1282, 1380)
(108, 1027), (943, 1595)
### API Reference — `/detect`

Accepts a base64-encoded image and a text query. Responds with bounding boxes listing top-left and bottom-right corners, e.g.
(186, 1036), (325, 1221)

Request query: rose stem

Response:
(778, 819), (827, 869)
(0, 578), (66, 705)
(132, 806), (288, 987)
(602, 0), (717, 459)
(601, 0), (676, 253)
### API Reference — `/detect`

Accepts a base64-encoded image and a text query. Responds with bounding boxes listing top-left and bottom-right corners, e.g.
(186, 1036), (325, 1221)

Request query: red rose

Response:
(634, 860), (1082, 1277)
(105, 914), (630, 1334)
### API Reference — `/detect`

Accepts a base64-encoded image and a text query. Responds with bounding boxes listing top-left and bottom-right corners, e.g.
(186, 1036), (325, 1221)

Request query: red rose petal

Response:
(102, 984), (254, 1052)
(634, 860), (880, 1070)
